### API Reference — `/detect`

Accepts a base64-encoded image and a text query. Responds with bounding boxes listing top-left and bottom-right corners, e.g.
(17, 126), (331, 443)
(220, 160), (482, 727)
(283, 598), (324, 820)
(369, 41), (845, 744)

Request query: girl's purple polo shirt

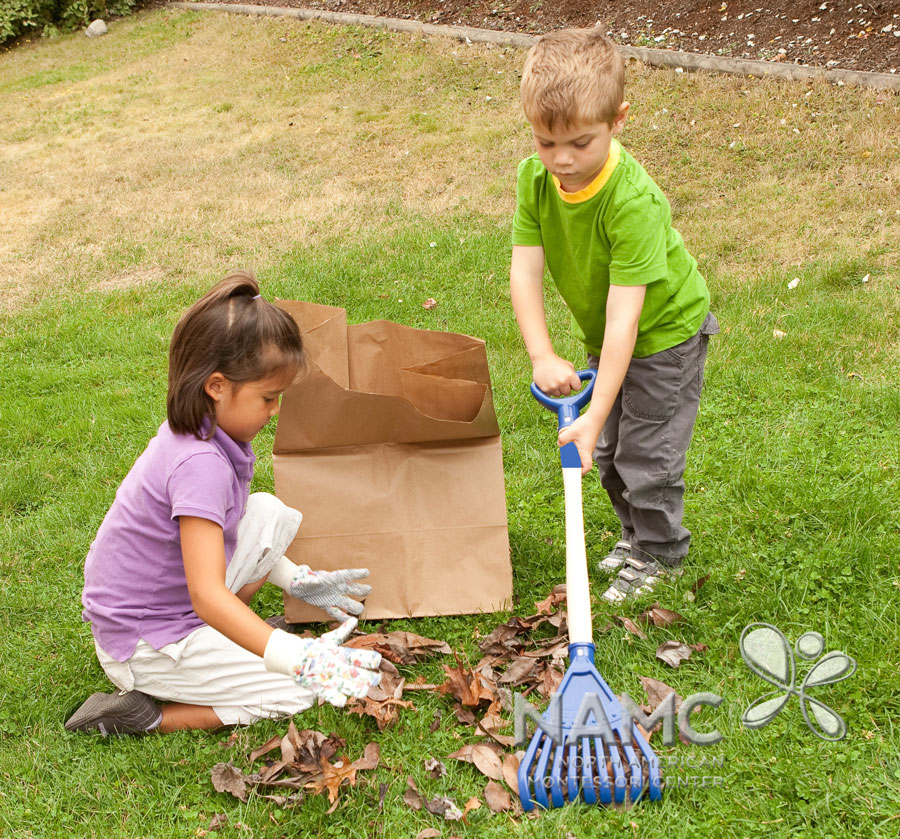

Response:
(81, 421), (255, 661)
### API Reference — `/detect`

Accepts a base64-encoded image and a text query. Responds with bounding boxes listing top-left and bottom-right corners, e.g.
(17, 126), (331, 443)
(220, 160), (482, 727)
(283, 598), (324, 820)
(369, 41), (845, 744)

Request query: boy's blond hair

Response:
(520, 28), (624, 130)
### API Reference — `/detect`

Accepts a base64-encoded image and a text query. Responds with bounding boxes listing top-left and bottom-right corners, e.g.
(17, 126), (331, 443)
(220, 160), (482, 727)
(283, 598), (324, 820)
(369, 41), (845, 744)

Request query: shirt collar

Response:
(552, 139), (621, 204)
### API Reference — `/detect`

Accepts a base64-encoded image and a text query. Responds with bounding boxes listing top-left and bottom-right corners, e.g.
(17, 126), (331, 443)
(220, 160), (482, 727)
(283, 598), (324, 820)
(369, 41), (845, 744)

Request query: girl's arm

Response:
(510, 244), (582, 396)
(180, 515), (382, 706)
(180, 515), (273, 658)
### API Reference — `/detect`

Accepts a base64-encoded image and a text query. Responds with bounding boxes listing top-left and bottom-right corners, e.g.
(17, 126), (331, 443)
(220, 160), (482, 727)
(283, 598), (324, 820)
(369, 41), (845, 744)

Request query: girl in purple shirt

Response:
(66, 272), (381, 735)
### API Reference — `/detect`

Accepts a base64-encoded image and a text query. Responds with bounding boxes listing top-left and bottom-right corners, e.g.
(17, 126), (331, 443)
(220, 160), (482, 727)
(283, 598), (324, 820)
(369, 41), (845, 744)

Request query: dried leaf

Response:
(423, 794), (464, 819)
(211, 763), (249, 802)
(416, 831), (441, 839)
(352, 742), (381, 771)
(424, 757), (447, 778)
(279, 721), (302, 765)
(471, 744), (504, 780)
(462, 796), (482, 820)
(534, 584), (567, 614)
(691, 574), (710, 594)
(616, 616), (647, 639)
(345, 631), (451, 664)
(484, 780), (512, 812)
(476, 713), (517, 747)
(207, 813), (228, 832)
(502, 753), (520, 796)
(640, 603), (685, 628)
(454, 705), (477, 725)
(316, 754), (358, 805)
(439, 656), (497, 708)
(348, 694), (414, 730)
(219, 730), (240, 748)
(655, 640), (695, 668)
(498, 657), (537, 685)
(248, 735), (281, 764)
(639, 675), (683, 712)
(404, 776), (424, 810)
(422, 297), (438, 309)
(535, 662), (565, 698)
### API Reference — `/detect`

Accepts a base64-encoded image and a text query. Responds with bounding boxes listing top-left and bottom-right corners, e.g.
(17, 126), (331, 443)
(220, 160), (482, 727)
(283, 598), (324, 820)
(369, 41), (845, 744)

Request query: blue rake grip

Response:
(531, 370), (597, 469)
(530, 369), (597, 430)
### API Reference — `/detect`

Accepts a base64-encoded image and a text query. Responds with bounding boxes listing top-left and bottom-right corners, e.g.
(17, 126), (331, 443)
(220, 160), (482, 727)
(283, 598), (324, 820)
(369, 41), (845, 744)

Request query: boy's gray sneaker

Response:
(65, 690), (162, 736)
(601, 552), (685, 604)
(598, 540), (633, 572)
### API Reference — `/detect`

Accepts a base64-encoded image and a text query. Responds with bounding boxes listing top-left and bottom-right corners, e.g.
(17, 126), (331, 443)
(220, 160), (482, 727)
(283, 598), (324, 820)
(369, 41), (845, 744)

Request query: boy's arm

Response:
(558, 283), (646, 473)
(510, 244), (582, 395)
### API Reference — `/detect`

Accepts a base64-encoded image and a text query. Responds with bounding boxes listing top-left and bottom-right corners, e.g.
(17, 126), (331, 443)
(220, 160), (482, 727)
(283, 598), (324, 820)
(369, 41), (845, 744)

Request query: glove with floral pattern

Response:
(263, 618), (381, 707)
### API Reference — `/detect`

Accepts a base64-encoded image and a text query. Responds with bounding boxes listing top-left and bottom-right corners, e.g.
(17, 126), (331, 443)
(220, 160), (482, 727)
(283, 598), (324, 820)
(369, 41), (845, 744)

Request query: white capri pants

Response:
(94, 493), (316, 726)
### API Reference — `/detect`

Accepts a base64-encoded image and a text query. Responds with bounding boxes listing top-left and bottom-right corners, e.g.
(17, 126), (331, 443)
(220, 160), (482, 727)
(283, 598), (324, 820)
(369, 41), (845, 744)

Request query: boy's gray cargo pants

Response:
(588, 312), (719, 564)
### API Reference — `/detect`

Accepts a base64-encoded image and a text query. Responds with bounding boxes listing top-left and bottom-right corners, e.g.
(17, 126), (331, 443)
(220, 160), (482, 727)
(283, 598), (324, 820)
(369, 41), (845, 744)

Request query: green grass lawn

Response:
(2, 8), (899, 839)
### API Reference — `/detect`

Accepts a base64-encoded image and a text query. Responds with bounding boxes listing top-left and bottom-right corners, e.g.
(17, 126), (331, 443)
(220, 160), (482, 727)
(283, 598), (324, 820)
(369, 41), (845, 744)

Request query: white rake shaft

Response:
(562, 465), (592, 646)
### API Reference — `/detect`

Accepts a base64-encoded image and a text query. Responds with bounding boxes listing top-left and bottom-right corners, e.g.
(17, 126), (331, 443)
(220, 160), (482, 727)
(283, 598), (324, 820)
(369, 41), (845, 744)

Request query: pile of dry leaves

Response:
(210, 578), (709, 825)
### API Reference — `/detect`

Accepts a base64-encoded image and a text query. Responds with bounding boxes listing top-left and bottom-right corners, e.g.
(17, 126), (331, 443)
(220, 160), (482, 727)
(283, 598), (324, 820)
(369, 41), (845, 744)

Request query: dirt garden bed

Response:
(184, 0), (900, 74)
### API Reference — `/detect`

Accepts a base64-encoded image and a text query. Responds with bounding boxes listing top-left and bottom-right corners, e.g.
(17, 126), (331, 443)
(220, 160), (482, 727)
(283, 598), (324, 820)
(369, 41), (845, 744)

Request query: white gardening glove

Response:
(263, 618), (382, 708)
(268, 556), (371, 621)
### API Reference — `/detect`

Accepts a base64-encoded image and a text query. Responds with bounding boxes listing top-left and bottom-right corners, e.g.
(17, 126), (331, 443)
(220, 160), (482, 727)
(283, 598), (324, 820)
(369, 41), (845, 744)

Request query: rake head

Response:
(517, 643), (663, 811)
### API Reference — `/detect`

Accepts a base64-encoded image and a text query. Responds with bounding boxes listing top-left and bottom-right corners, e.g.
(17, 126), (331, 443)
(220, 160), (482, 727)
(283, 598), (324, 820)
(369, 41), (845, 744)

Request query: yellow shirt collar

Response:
(552, 139), (621, 204)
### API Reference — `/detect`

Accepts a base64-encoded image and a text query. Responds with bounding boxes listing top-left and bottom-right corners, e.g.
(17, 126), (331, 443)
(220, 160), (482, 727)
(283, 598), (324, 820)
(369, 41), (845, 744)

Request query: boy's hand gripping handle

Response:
(530, 369), (596, 646)
(530, 369), (597, 465)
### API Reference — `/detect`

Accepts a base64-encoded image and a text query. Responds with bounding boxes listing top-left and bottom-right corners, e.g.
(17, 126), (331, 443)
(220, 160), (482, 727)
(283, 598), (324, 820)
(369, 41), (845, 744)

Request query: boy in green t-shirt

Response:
(510, 28), (719, 603)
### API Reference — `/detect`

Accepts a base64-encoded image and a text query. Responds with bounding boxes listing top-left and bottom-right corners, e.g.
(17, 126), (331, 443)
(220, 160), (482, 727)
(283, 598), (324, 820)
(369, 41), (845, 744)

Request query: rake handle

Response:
(562, 458), (592, 645)
(531, 371), (597, 646)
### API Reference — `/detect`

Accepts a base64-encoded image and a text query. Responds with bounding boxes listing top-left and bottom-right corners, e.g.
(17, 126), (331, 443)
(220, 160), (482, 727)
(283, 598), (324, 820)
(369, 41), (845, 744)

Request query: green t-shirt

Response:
(512, 139), (709, 357)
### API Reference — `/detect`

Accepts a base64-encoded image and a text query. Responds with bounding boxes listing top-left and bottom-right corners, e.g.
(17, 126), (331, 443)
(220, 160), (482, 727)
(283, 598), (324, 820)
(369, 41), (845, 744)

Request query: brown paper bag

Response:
(273, 300), (513, 623)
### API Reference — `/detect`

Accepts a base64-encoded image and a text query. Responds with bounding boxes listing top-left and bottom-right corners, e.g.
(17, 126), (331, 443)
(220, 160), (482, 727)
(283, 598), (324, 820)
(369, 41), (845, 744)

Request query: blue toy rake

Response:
(517, 371), (663, 811)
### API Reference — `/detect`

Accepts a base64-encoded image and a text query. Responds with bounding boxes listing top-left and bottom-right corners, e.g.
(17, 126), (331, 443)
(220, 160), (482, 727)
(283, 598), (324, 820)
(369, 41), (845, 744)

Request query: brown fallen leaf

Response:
(348, 694), (415, 730)
(616, 616), (648, 639)
(404, 775), (424, 810)
(502, 753), (520, 796)
(416, 830), (441, 839)
(316, 755), (358, 807)
(462, 796), (482, 821)
(484, 780), (512, 812)
(454, 705), (477, 725)
(345, 631), (452, 664)
(476, 713), (517, 747)
(639, 675), (683, 713)
(211, 763), (249, 802)
(498, 656), (538, 686)
(426, 796), (464, 820)
(439, 655), (498, 709)
(353, 742), (381, 771)
(422, 297), (438, 310)
(207, 813), (228, 832)
(219, 730), (240, 748)
(447, 742), (505, 781)
(535, 661), (565, 699)
(691, 573), (711, 594)
(534, 584), (567, 615)
(310, 744), (380, 809)
(656, 640), (696, 668)
(248, 735), (281, 764)
(424, 757), (447, 778)
(640, 603), (685, 628)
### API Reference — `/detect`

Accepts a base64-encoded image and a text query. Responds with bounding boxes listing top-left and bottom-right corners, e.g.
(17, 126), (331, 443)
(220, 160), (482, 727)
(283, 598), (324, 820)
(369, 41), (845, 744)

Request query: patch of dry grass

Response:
(0, 8), (897, 314)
